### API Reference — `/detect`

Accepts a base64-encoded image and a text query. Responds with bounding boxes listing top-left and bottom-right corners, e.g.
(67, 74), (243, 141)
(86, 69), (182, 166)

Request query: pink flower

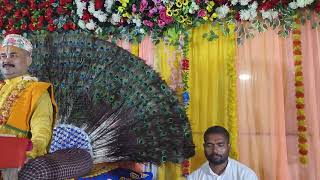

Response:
(159, 9), (173, 24)
(148, 8), (157, 18)
(132, 4), (137, 13)
(157, 18), (166, 28)
(197, 9), (206, 17)
(140, 0), (148, 12)
(143, 20), (154, 27)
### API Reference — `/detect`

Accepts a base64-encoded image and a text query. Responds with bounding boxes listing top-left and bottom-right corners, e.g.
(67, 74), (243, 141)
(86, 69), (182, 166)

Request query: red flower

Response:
(62, 23), (69, 30)
(8, 18), (15, 26)
(5, 3), (14, 12)
(0, 19), (3, 28)
(295, 81), (303, 87)
(294, 61), (302, 66)
(68, 22), (77, 30)
(20, 23), (28, 30)
(0, 9), (6, 17)
(295, 91), (304, 98)
(215, 0), (228, 5)
(45, 8), (54, 17)
(57, 6), (65, 15)
(298, 125), (307, 132)
(298, 136), (307, 144)
(47, 18), (54, 24)
(293, 49), (302, 55)
(18, 0), (27, 3)
(235, 12), (241, 21)
(315, 1), (320, 13)
(47, 24), (57, 32)
(182, 160), (190, 167)
(82, 11), (91, 21)
(14, 10), (22, 19)
(28, 23), (37, 31)
(299, 148), (308, 155)
(30, 3), (37, 10)
(182, 59), (189, 70)
(95, 0), (104, 9)
(297, 115), (305, 121)
(293, 29), (301, 34)
(258, 1), (275, 11)
(295, 71), (303, 76)
(21, 8), (30, 17)
(197, 9), (207, 17)
(293, 40), (301, 46)
(296, 104), (305, 109)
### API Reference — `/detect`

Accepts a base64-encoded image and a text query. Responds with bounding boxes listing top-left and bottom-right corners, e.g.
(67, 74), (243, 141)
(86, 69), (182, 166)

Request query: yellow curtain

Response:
(188, 24), (238, 171)
(156, 24), (237, 179)
(154, 40), (185, 180)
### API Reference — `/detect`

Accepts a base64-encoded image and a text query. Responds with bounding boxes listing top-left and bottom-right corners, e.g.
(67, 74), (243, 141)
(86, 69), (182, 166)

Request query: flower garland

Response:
(0, 0), (76, 35)
(2, 1), (320, 44)
(180, 33), (190, 177)
(0, 79), (34, 125)
(292, 18), (308, 164)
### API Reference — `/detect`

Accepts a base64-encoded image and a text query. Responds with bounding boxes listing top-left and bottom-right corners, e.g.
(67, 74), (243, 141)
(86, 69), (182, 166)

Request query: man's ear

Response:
(26, 55), (32, 66)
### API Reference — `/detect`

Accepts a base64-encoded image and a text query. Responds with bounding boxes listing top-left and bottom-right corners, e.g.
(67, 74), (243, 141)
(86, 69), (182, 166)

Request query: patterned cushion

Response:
(18, 148), (93, 180)
(49, 124), (92, 154)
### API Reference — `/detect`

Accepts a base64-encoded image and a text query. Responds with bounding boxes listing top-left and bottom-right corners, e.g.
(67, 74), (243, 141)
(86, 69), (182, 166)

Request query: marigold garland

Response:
(292, 18), (308, 164)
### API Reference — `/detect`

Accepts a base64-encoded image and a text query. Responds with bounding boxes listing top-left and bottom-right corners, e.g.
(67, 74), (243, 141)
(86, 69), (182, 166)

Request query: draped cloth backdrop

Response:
(117, 22), (320, 180)
(237, 23), (320, 180)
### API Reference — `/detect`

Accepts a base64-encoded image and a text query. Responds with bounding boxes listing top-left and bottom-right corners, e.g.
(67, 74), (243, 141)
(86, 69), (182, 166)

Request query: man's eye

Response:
(9, 54), (17, 58)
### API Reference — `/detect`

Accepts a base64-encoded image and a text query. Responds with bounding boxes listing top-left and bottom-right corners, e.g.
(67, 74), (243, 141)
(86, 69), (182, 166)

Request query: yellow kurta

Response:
(0, 76), (55, 158)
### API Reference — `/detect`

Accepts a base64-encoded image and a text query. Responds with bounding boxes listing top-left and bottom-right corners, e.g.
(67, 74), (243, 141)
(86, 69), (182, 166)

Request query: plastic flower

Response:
(215, 5), (230, 19)
(111, 13), (121, 25)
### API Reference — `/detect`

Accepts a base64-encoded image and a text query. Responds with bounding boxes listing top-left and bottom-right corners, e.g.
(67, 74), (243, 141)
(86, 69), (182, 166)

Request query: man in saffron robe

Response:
(0, 34), (92, 180)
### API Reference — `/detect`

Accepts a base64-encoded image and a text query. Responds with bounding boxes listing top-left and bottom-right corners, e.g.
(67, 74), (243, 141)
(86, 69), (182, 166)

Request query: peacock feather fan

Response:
(28, 31), (195, 165)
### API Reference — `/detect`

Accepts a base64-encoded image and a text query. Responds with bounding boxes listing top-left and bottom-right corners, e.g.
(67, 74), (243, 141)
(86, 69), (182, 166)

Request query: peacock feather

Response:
(27, 31), (195, 165)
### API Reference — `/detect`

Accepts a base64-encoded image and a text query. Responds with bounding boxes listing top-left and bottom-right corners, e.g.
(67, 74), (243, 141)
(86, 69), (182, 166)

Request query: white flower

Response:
(86, 20), (96, 30)
(249, 1), (258, 10)
(95, 27), (103, 34)
(189, 2), (199, 14)
(97, 13), (108, 22)
(104, 0), (114, 13)
(78, 20), (86, 29)
(249, 9), (257, 20)
(75, 0), (87, 18)
(111, 13), (121, 25)
(139, 28), (146, 34)
(296, 0), (314, 8)
(240, 9), (250, 20)
(240, 0), (251, 6)
(271, 11), (279, 19)
(289, 2), (298, 9)
(231, 0), (238, 5)
(133, 18), (142, 27)
(215, 5), (230, 19)
(88, 1), (95, 13)
(261, 10), (271, 20)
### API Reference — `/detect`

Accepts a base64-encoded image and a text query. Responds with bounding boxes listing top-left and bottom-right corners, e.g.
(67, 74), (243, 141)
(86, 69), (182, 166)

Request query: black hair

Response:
(204, 126), (230, 143)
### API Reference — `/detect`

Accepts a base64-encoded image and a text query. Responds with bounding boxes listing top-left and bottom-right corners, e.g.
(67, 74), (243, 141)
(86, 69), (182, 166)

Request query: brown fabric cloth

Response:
(18, 148), (92, 180)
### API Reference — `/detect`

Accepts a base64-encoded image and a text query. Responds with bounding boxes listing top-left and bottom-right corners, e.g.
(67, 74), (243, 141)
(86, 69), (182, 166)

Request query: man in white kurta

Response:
(187, 126), (258, 180)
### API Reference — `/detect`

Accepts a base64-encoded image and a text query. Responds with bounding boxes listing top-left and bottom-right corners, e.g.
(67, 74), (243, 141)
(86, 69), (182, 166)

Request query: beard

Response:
(206, 154), (228, 165)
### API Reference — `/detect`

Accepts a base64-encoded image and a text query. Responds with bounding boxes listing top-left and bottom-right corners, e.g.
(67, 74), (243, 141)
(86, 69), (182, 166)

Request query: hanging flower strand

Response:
(292, 17), (308, 164)
(179, 32), (191, 177)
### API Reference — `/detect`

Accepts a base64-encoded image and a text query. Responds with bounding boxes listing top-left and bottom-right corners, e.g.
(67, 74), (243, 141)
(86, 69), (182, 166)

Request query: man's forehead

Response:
(205, 133), (227, 142)
(0, 45), (26, 54)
